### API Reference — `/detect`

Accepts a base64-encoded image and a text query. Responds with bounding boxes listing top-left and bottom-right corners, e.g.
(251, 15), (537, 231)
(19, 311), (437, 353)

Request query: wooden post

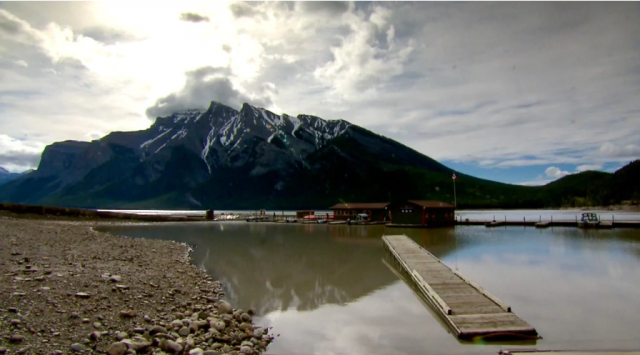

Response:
(539, 215), (541, 222)
(551, 215), (553, 222)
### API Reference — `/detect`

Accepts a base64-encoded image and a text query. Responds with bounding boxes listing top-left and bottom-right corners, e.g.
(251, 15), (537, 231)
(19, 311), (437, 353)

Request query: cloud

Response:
(1, 2), (640, 181)
(179, 12), (209, 23)
(598, 142), (640, 158)
(313, 6), (414, 102)
(545, 166), (571, 179)
(519, 179), (553, 187)
(84, 131), (105, 140)
(229, 2), (256, 18)
(0, 134), (45, 172)
(78, 26), (140, 44)
(296, 2), (351, 16)
(145, 66), (273, 118)
(14, 59), (28, 67)
(575, 164), (603, 172)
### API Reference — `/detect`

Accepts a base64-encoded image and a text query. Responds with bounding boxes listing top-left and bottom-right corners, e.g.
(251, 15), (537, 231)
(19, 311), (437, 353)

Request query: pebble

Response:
(253, 327), (264, 338)
(120, 310), (137, 318)
(93, 322), (102, 329)
(9, 334), (24, 342)
(133, 327), (145, 334)
(0, 347), (6, 354)
(116, 331), (128, 340)
(216, 300), (233, 314)
(109, 275), (122, 282)
(178, 326), (190, 337)
(240, 346), (252, 354)
(10, 319), (21, 326)
(189, 349), (204, 355)
(82, 318), (90, 323)
(70, 343), (86, 352)
(163, 340), (183, 353)
(210, 320), (225, 331)
(143, 315), (152, 322)
(122, 338), (151, 351)
(90, 331), (101, 341)
(202, 351), (220, 355)
(75, 292), (91, 298)
(150, 325), (168, 335)
(240, 313), (252, 322)
(106, 342), (127, 355)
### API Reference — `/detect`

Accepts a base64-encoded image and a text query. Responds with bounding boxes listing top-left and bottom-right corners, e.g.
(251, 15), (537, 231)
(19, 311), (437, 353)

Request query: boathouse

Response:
(329, 202), (390, 222)
(388, 200), (455, 227)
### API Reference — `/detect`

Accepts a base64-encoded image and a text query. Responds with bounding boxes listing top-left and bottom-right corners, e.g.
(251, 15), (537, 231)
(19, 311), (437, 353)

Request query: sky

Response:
(0, 1), (639, 185)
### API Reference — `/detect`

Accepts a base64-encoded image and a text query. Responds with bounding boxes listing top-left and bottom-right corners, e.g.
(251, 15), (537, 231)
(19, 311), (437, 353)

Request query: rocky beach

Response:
(0, 215), (274, 354)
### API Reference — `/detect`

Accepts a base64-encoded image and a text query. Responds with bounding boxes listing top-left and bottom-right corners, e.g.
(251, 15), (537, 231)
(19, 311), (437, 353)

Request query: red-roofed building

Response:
(329, 202), (390, 221)
(388, 200), (456, 227)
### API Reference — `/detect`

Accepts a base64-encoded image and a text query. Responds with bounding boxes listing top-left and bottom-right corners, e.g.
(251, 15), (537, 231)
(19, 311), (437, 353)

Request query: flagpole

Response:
(453, 172), (457, 207)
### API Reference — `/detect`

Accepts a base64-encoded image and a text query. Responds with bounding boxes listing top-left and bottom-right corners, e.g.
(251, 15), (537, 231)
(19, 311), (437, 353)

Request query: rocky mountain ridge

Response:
(2, 99), (637, 209)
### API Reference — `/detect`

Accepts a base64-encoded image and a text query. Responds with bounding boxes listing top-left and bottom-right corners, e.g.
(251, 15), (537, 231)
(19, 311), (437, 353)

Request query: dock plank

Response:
(382, 234), (537, 339)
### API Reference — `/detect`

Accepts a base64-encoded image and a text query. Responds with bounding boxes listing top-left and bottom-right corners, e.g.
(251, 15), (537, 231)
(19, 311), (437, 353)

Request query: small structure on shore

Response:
(388, 200), (455, 227)
(329, 202), (390, 221)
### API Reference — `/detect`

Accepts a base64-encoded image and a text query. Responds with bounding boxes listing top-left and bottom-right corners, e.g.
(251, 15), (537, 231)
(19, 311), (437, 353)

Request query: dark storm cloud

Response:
(179, 12), (210, 23)
(145, 67), (272, 118)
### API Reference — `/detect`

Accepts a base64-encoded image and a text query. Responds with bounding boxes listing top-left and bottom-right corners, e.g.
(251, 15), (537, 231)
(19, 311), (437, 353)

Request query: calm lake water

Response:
(101, 222), (640, 355)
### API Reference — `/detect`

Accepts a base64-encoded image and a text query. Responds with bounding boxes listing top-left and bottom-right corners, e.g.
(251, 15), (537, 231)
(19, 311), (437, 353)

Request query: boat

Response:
(348, 213), (371, 225)
(578, 213), (600, 228)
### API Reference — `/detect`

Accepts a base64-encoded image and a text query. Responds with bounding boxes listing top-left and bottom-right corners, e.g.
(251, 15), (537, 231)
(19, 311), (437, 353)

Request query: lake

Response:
(100, 222), (640, 354)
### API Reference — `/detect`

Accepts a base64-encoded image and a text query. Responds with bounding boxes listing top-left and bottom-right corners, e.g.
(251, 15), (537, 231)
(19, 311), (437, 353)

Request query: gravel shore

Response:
(0, 216), (274, 354)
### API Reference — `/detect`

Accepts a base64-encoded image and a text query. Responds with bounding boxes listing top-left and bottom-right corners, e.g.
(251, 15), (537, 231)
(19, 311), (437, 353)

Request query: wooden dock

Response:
(535, 221), (551, 228)
(486, 221), (506, 227)
(382, 234), (537, 339)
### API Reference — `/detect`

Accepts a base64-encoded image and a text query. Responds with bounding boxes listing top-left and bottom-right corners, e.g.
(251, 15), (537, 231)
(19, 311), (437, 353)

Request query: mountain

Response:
(543, 160), (640, 207)
(0, 100), (637, 209)
(0, 167), (21, 186)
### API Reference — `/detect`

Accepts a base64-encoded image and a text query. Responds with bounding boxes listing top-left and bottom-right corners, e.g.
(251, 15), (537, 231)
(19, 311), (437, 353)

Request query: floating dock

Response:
(535, 221), (551, 228)
(382, 234), (538, 339)
(486, 221), (506, 227)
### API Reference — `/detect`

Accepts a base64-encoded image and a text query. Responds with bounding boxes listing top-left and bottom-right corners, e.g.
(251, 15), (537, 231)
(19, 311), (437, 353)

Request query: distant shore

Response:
(0, 214), (274, 354)
(558, 205), (640, 212)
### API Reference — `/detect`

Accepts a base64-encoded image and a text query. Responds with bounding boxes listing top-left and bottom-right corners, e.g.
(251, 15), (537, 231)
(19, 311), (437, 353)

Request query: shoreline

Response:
(0, 214), (274, 354)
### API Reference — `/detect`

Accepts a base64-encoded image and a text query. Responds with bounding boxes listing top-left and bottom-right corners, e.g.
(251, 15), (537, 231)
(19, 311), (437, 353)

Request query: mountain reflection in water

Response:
(99, 222), (640, 355)
(100, 223), (463, 316)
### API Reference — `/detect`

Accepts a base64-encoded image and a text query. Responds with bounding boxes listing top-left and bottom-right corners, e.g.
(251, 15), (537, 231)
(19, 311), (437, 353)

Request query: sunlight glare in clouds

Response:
(0, 2), (638, 181)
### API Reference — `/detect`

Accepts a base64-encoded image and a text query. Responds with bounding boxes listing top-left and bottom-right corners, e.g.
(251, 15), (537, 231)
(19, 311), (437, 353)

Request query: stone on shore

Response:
(0, 218), (275, 355)
(106, 342), (127, 355)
